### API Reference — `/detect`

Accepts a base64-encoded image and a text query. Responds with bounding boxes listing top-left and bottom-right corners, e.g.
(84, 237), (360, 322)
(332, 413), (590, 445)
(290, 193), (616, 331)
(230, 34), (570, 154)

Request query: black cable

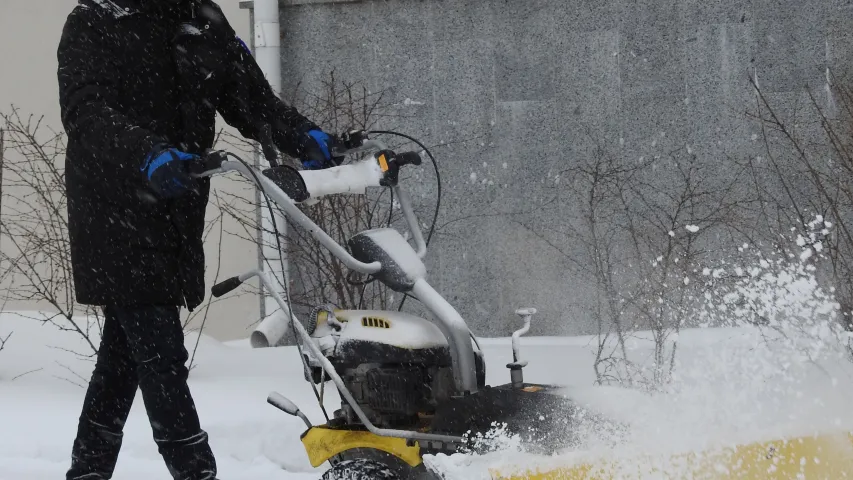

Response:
(367, 130), (441, 245)
(388, 188), (395, 228)
(366, 131), (442, 311)
(226, 152), (330, 422)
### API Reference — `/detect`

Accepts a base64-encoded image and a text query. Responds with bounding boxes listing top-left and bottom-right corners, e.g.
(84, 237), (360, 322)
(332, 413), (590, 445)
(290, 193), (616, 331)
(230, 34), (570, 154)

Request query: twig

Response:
(52, 374), (84, 389)
(0, 127), (5, 246)
(11, 367), (42, 381)
(48, 344), (97, 360)
(0, 331), (10, 352)
(55, 360), (89, 384)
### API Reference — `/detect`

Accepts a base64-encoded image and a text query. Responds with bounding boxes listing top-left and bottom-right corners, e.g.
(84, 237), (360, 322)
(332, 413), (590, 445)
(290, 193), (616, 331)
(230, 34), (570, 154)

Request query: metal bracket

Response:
(254, 22), (281, 48)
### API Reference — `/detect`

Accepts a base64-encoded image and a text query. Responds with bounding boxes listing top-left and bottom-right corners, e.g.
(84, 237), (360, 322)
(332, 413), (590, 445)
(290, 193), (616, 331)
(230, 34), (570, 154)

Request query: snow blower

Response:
(196, 132), (853, 480)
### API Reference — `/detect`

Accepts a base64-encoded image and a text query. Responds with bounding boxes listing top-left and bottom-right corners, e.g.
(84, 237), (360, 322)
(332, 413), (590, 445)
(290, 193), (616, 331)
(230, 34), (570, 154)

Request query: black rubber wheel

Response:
(321, 459), (401, 480)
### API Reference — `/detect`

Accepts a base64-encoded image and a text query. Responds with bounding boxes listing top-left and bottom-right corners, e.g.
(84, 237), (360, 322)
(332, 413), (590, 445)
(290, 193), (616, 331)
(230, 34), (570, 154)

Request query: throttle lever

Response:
(258, 124), (279, 167)
(395, 151), (423, 166)
(340, 129), (367, 150)
(190, 149), (228, 177)
(378, 150), (422, 187)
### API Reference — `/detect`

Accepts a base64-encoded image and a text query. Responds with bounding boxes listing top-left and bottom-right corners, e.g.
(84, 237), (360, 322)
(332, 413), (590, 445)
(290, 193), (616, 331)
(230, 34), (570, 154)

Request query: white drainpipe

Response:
(253, 0), (282, 95)
(251, 0), (292, 347)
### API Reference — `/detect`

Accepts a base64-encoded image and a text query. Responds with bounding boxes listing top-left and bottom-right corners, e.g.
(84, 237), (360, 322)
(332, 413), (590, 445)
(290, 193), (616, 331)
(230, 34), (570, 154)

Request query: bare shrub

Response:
(743, 71), (853, 333)
(0, 108), (99, 356)
(517, 129), (748, 388)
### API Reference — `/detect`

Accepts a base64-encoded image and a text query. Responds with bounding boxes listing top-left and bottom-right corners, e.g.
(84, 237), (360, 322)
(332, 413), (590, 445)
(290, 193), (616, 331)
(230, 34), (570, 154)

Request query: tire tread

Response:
(321, 458), (401, 480)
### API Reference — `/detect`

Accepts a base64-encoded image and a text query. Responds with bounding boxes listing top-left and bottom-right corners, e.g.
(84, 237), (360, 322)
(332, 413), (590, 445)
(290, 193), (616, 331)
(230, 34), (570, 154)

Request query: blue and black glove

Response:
(299, 129), (344, 170)
(141, 144), (199, 199)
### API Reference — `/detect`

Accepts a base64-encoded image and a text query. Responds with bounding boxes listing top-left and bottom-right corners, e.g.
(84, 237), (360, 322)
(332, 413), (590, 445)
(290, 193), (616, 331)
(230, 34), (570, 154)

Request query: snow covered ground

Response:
(2, 306), (853, 479)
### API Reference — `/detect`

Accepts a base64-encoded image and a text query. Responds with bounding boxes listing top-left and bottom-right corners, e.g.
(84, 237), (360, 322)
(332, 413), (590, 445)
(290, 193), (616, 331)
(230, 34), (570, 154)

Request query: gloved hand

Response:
(299, 129), (343, 170)
(140, 144), (199, 198)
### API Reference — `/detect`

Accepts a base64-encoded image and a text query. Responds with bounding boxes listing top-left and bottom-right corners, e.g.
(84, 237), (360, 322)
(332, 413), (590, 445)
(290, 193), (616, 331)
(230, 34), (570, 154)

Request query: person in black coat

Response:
(57, 1), (337, 478)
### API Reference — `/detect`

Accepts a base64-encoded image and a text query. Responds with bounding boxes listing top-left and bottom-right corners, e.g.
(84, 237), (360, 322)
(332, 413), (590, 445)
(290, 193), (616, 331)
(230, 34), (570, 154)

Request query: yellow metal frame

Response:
(492, 431), (853, 479)
(301, 426), (423, 468)
(301, 424), (853, 478)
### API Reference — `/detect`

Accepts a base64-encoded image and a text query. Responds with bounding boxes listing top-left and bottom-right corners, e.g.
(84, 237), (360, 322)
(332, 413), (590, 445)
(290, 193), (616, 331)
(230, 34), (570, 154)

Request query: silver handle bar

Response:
(199, 138), (428, 274)
(218, 159), (382, 275)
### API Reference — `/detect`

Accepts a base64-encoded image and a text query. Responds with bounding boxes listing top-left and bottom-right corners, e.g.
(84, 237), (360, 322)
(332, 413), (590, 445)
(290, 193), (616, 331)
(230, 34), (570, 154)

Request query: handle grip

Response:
(190, 150), (228, 176)
(211, 276), (243, 298)
(395, 151), (422, 166)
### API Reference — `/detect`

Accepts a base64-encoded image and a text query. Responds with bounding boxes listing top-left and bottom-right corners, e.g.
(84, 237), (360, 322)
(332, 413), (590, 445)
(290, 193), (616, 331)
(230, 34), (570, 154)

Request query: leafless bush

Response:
(0, 108), (100, 356)
(0, 127), (9, 352)
(291, 73), (407, 311)
(1, 127), (5, 231)
(518, 129), (748, 388)
(743, 71), (853, 331)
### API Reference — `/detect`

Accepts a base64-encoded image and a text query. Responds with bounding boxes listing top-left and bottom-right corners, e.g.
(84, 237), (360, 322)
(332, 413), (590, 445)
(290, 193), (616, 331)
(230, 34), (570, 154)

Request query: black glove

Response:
(140, 144), (199, 198)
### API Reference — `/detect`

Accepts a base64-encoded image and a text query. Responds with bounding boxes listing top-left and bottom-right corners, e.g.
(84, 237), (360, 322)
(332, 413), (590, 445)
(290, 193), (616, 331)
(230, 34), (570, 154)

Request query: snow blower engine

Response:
(300, 304), (488, 430)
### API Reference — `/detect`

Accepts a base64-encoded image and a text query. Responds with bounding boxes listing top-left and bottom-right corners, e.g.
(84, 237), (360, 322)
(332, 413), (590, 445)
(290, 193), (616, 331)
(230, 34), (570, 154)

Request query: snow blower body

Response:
(196, 133), (586, 479)
(198, 134), (853, 480)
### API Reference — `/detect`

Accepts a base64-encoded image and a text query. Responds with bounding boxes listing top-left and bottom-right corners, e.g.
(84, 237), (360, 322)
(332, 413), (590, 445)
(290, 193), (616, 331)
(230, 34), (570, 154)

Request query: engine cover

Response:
(331, 310), (450, 367)
(307, 310), (485, 428)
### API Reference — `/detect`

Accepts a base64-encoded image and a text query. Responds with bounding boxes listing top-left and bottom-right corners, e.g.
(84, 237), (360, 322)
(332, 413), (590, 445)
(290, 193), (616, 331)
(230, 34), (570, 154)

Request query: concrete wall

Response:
(275, 0), (853, 336)
(0, 0), (261, 340)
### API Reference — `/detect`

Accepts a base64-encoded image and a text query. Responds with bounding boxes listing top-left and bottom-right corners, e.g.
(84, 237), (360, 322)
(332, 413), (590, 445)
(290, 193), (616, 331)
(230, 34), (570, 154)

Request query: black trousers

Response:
(66, 305), (217, 480)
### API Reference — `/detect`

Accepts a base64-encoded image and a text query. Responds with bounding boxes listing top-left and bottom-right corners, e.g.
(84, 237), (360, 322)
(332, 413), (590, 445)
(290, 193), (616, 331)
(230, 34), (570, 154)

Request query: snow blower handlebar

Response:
(222, 158), (383, 274)
(195, 138), (428, 274)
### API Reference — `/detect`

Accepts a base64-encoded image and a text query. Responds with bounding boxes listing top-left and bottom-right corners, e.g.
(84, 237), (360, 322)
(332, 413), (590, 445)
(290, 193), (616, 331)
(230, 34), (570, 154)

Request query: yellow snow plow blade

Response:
(492, 431), (853, 479)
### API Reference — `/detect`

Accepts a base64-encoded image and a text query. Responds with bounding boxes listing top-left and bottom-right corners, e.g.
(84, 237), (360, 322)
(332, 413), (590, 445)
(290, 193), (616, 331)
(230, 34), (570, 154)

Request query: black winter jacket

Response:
(58, 0), (316, 309)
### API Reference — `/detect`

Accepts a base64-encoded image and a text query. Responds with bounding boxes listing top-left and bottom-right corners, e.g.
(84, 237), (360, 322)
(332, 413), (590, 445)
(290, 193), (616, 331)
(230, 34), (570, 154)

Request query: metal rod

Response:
(393, 185), (427, 258)
(268, 392), (312, 428)
(512, 317), (531, 364)
(411, 279), (479, 394)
